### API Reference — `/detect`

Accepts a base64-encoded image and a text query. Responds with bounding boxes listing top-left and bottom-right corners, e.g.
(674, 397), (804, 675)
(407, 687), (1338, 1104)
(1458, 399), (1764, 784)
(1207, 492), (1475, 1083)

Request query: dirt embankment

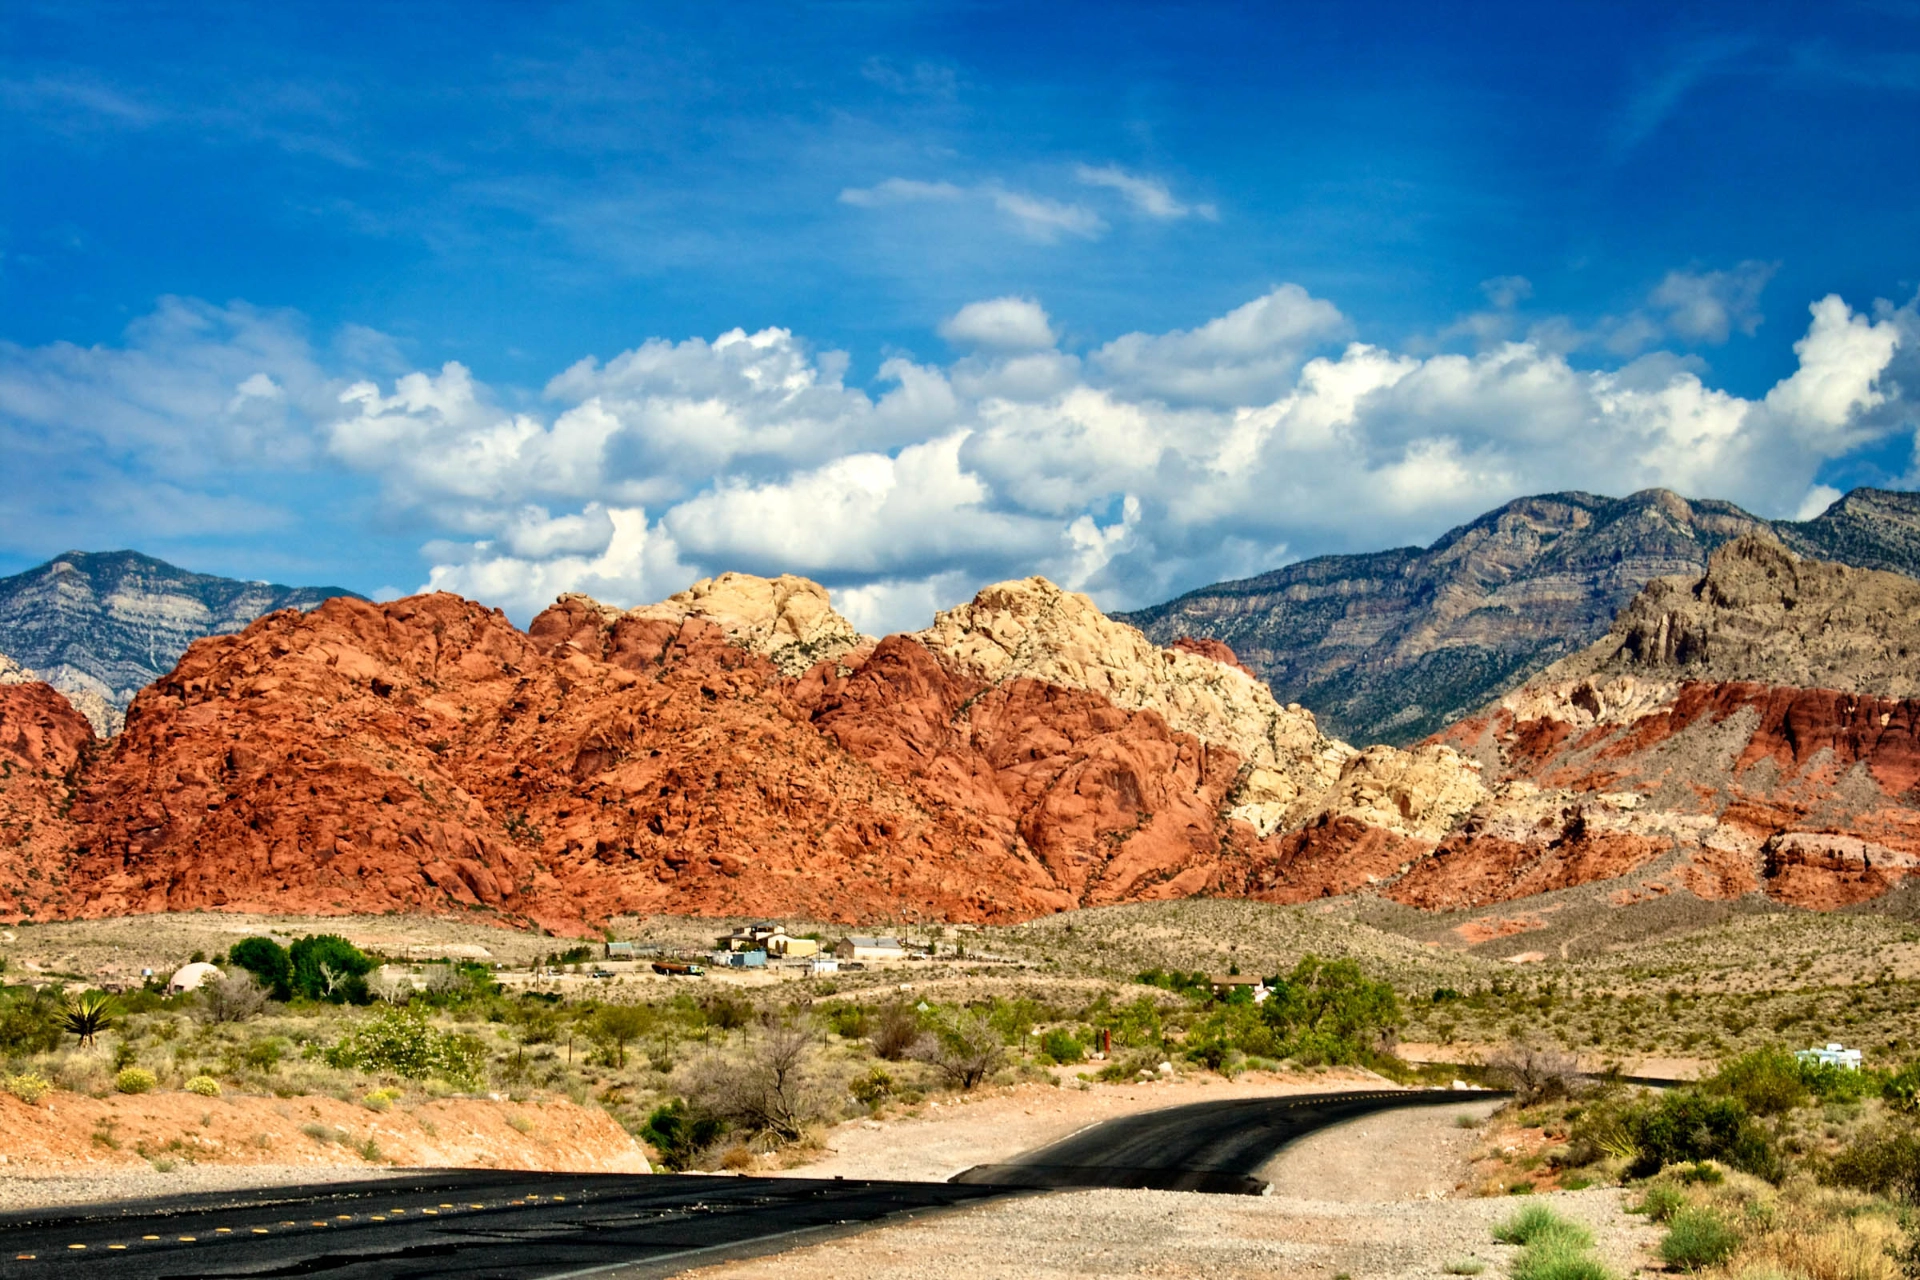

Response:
(0, 1090), (647, 1208)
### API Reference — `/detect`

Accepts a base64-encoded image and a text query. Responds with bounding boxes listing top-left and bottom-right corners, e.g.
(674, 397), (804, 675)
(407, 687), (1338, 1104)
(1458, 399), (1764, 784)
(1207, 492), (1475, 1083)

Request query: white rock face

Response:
(628, 572), (870, 676)
(916, 576), (1489, 839)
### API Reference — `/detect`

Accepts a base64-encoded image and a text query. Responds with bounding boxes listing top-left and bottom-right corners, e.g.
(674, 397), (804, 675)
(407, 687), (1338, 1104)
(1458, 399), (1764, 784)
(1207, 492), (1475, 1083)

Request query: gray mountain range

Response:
(1119, 487), (1920, 747)
(0, 550), (361, 735)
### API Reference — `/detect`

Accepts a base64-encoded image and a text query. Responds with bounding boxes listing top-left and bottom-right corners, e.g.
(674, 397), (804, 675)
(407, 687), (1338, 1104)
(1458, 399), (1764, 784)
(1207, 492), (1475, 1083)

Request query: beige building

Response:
(832, 935), (907, 962)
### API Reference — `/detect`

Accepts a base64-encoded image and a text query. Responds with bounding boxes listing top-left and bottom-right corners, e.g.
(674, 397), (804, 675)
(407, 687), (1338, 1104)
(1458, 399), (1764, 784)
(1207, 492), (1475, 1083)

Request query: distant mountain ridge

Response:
(0, 550), (362, 735)
(1119, 487), (1920, 746)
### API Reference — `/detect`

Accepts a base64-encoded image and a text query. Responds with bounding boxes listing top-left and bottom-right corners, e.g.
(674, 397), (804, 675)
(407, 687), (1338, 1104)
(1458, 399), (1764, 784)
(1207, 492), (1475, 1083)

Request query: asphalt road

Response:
(952, 1086), (1489, 1194)
(1, 1088), (1487, 1277)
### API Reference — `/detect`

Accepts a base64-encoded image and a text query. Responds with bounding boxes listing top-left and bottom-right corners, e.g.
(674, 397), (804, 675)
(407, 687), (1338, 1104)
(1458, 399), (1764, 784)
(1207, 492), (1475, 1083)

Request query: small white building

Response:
(167, 962), (224, 993)
(832, 935), (907, 962)
(1798, 1042), (1863, 1070)
(808, 957), (840, 976)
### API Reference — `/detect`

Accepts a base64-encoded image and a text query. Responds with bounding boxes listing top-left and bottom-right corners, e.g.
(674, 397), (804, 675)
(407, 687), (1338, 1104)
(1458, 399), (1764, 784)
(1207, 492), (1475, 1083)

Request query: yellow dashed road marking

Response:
(421, 1209), (439, 1216)
(215, 1227), (232, 1233)
(178, 1235), (197, 1242)
(371, 1216), (387, 1222)
(143, 1234), (160, 1240)
(68, 1243), (85, 1249)
(253, 1228), (270, 1234)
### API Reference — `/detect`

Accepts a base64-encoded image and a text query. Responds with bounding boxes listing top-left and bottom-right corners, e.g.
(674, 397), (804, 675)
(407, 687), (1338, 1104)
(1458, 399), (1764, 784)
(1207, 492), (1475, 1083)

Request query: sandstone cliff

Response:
(1417, 537), (1920, 911)
(0, 569), (1493, 929)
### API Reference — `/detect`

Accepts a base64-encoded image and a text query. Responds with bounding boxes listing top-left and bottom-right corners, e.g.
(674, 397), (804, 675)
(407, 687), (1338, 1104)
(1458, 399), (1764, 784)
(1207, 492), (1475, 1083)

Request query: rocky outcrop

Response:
(1121, 486), (1920, 746)
(624, 572), (869, 676)
(0, 680), (95, 918)
(0, 550), (359, 735)
(1414, 539), (1920, 912)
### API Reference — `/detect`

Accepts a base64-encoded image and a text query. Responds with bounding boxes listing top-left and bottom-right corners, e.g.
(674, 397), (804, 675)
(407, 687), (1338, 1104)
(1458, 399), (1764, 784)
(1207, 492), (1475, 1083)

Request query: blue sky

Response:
(4, 1), (1919, 630)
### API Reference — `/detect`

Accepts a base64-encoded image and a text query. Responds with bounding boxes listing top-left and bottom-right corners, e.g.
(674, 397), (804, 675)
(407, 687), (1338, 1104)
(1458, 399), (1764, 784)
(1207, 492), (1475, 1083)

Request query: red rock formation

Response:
(39, 589), (1309, 929)
(0, 681), (95, 917)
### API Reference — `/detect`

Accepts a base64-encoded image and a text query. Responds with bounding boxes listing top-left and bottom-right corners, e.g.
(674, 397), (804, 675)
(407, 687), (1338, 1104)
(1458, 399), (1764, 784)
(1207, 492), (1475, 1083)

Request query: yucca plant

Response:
(61, 991), (117, 1049)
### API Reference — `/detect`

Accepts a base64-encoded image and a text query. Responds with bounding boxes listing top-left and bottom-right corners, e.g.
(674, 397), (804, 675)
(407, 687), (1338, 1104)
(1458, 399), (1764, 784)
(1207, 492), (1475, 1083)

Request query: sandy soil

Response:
(695, 1099), (1658, 1280)
(772, 1067), (1405, 1183)
(0, 1089), (648, 1209)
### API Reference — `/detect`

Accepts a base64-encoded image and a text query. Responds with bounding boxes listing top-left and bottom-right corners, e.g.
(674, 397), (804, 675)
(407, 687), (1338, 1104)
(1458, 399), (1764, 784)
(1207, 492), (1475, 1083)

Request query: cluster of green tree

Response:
(1163, 956), (1402, 1071)
(226, 935), (377, 1003)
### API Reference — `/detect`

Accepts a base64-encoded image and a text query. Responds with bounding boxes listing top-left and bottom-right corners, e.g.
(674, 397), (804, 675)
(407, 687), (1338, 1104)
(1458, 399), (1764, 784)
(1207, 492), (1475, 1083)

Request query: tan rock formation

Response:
(627, 572), (868, 675)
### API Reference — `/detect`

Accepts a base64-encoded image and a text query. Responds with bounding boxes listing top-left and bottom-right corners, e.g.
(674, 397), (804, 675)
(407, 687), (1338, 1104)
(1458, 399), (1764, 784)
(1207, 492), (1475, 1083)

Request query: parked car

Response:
(589, 968), (616, 979)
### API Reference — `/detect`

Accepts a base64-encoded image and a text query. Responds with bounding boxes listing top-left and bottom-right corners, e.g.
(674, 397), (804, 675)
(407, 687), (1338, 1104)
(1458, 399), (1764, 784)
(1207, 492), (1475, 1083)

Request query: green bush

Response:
(1624, 1091), (1781, 1181)
(1510, 1236), (1615, 1280)
(288, 935), (375, 1003)
(641, 1099), (722, 1171)
(184, 1075), (221, 1097)
(0, 989), (64, 1055)
(323, 1008), (486, 1087)
(1494, 1203), (1593, 1248)
(1884, 1063), (1920, 1114)
(1707, 1047), (1809, 1116)
(1659, 1208), (1740, 1270)
(1040, 1028), (1085, 1065)
(114, 1066), (156, 1094)
(1820, 1123), (1920, 1202)
(228, 937), (293, 1000)
(1635, 1184), (1685, 1223)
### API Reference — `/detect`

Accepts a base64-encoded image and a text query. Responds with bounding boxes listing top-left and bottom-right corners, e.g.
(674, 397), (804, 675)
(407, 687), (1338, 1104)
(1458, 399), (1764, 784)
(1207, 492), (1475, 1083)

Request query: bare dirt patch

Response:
(0, 1089), (647, 1209)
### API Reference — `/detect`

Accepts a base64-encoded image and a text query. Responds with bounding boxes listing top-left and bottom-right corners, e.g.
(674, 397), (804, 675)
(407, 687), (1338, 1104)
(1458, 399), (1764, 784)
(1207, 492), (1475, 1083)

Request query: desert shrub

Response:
(592, 1004), (653, 1068)
(849, 1065), (894, 1106)
(868, 1004), (923, 1062)
(363, 1087), (402, 1111)
(184, 1075), (221, 1097)
(1660, 1208), (1741, 1270)
(1636, 1184), (1686, 1223)
(227, 937), (292, 999)
(0, 989), (64, 1055)
(4, 1071), (52, 1104)
(1510, 1236), (1615, 1280)
(1495, 1203), (1593, 1248)
(1487, 1042), (1586, 1104)
(1040, 1028), (1085, 1064)
(114, 1066), (156, 1094)
(911, 1009), (1005, 1090)
(682, 1021), (837, 1142)
(1884, 1063), (1920, 1115)
(1260, 955), (1400, 1065)
(641, 1099), (723, 1171)
(1623, 1091), (1782, 1181)
(240, 1038), (285, 1071)
(198, 971), (268, 1024)
(62, 991), (117, 1049)
(1709, 1047), (1811, 1116)
(1496, 1205), (1613, 1280)
(1821, 1123), (1920, 1202)
(821, 1002), (869, 1040)
(323, 1008), (486, 1087)
(700, 992), (753, 1031)
(288, 935), (375, 1003)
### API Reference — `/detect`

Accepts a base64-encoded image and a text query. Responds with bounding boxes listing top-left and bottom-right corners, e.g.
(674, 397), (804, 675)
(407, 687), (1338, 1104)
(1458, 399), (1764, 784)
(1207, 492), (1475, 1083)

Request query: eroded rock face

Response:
(1411, 539), (1920, 912)
(0, 681), (95, 917)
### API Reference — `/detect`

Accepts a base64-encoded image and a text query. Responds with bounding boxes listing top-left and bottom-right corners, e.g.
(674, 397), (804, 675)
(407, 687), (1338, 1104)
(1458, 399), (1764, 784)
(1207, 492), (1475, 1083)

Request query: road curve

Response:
(952, 1088), (1494, 1194)
(0, 1089), (1493, 1277)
